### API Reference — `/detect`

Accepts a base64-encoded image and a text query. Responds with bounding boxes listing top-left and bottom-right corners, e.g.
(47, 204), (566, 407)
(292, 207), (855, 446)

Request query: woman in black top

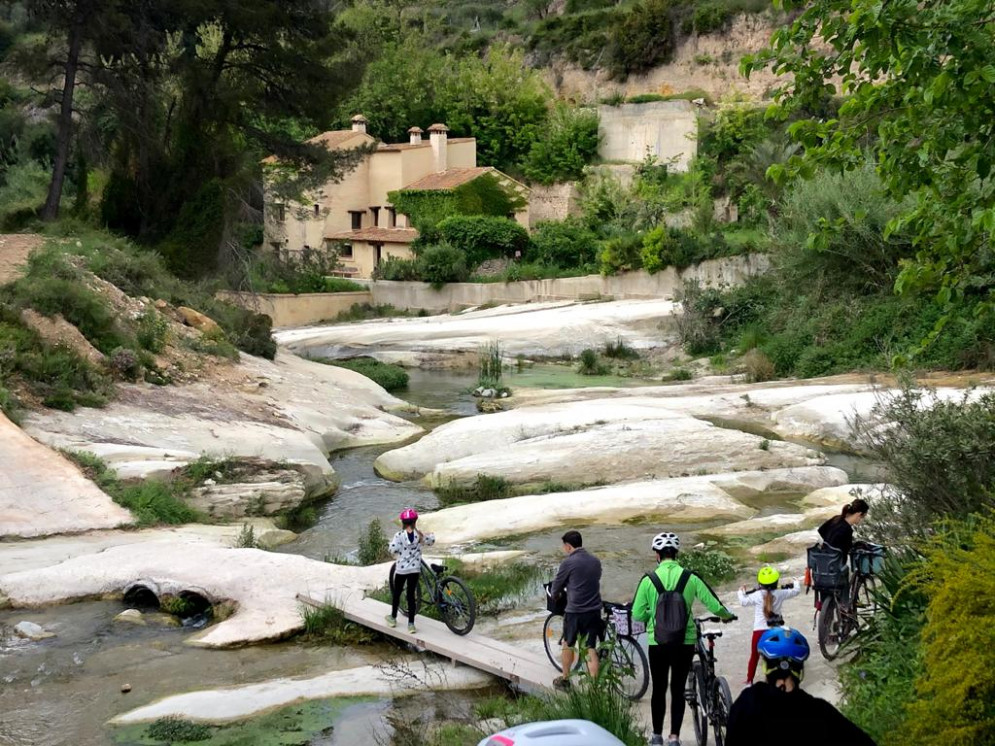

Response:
(817, 498), (869, 558)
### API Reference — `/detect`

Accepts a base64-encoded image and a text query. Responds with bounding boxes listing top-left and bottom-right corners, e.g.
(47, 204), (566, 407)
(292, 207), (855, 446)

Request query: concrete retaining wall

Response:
(220, 255), (767, 325)
(364, 254), (769, 313)
(218, 290), (371, 328)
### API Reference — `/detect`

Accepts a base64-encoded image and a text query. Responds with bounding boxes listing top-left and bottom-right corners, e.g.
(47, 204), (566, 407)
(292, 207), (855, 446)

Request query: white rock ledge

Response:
(110, 660), (494, 724)
(420, 466), (848, 546)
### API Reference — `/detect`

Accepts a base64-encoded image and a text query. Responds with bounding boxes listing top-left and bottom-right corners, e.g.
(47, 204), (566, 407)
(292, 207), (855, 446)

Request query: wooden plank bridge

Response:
(298, 592), (556, 692)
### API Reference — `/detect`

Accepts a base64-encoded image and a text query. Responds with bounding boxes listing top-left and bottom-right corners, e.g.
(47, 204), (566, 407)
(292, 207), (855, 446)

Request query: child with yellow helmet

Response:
(737, 565), (801, 685)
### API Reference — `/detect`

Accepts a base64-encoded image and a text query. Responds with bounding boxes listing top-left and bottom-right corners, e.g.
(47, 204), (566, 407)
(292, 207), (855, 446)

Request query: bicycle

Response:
(685, 614), (737, 746)
(389, 559), (477, 635)
(814, 542), (885, 660)
(542, 600), (650, 701)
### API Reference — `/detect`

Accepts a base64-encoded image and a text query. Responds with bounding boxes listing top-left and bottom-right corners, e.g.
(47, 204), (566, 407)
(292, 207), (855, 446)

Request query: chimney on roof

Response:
(408, 126), (424, 145)
(351, 114), (368, 134)
(428, 123), (449, 173)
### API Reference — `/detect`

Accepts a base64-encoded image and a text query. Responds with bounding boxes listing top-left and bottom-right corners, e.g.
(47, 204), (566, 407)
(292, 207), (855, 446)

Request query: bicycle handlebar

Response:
(695, 614), (738, 624)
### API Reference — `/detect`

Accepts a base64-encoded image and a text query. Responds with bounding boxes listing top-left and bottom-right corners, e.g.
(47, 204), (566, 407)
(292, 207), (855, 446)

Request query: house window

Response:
(349, 211), (363, 230)
(314, 204), (320, 217)
(387, 207), (397, 228)
(339, 242), (354, 259)
(370, 206), (381, 227)
(373, 243), (384, 266)
(275, 204), (286, 222)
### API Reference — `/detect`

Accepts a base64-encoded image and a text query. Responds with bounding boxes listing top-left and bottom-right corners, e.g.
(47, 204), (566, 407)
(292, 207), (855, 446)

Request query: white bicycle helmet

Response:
(651, 532), (680, 552)
(478, 720), (625, 746)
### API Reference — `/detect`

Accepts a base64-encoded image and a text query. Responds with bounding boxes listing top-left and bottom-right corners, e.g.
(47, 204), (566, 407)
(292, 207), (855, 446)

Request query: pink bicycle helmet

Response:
(400, 508), (419, 522)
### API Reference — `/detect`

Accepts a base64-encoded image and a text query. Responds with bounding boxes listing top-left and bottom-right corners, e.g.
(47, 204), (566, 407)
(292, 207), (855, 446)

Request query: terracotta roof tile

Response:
(325, 227), (419, 243)
(402, 167), (493, 191)
(377, 142), (431, 152)
(262, 130), (372, 164)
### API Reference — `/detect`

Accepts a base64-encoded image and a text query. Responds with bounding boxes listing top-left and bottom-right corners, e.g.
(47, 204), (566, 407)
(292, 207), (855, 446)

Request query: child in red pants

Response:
(738, 566), (801, 684)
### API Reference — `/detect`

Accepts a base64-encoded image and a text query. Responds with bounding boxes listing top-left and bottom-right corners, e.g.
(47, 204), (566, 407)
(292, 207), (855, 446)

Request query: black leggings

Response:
(391, 572), (419, 623)
(648, 643), (695, 737)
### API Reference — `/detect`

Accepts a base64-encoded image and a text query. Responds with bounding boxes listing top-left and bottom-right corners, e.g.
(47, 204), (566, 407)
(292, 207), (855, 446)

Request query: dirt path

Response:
(0, 233), (43, 284)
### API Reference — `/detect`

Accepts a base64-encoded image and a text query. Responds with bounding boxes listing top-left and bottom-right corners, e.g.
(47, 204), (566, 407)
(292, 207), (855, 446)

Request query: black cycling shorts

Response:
(563, 610), (603, 648)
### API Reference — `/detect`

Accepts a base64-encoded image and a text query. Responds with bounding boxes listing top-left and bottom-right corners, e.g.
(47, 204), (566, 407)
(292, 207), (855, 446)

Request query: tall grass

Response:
(357, 518), (391, 565)
(478, 340), (503, 389)
(435, 474), (512, 506)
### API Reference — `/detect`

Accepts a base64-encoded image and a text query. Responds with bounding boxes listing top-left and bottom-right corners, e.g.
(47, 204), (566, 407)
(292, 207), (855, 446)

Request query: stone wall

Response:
(218, 290), (371, 328)
(365, 254), (769, 313)
(528, 183), (582, 227)
(597, 100), (699, 172)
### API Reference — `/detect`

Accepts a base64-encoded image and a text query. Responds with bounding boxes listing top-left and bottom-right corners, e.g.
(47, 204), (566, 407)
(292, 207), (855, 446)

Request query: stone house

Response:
(264, 116), (530, 279)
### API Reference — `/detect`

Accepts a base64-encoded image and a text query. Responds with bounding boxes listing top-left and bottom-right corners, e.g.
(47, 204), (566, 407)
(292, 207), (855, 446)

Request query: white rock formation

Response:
(749, 530), (821, 556)
(20, 352), (423, 498)
(111, 660), (494, 724)
(420, 467), (848, 545)
(13, 620), (55, 640)
(375, 397), (823, 486)
(277, 299), (679, 362)
(0, 412), (133, 539)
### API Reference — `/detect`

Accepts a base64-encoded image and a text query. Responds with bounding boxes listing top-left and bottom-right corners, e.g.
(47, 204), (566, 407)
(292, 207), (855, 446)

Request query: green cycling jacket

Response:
(632, 559), (734, 645)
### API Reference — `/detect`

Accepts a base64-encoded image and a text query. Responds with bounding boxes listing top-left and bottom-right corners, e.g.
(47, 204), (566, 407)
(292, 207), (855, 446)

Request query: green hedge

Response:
(437, 215), (529, 268)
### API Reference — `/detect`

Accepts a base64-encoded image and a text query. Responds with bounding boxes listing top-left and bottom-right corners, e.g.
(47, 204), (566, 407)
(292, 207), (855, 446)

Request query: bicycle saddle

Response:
(431, 563), (446, 574)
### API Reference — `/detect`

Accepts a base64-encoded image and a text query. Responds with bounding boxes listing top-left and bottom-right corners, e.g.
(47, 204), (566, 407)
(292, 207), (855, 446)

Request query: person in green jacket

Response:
(632, 532), (735, 746)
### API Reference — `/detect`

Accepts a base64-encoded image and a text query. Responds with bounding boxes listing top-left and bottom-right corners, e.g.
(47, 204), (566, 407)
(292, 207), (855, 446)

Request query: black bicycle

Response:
(542, 600), (650, 701)
(389, 559), (477, 635)
(815, 542), (885, 660)
(685, 614), (736, 746)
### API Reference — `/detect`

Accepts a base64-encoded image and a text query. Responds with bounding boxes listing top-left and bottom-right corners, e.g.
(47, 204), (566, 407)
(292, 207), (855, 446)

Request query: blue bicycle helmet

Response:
(757, 627), (810, 682)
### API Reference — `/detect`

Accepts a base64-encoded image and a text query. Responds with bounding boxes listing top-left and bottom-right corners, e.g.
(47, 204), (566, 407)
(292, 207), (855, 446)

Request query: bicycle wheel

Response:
(686, 660), (708, 746)
(711, 677), (733, 746)
(438, 576), (476, 635)
(817, 595), (844, 660)
(610, 635), (649, 701)
(852, 575), (878, 629)
(543, 614), (566, 670)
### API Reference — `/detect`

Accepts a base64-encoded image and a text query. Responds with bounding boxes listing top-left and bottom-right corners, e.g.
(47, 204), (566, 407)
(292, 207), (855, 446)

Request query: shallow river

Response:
(0, 366), (879, 745)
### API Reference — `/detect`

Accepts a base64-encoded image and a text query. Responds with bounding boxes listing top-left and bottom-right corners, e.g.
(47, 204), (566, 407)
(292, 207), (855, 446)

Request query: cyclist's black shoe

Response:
(553, 675), (572, 691)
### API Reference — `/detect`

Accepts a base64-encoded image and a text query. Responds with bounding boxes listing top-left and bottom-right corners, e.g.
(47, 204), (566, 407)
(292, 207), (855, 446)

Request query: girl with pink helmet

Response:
(387, 508), (435, 632)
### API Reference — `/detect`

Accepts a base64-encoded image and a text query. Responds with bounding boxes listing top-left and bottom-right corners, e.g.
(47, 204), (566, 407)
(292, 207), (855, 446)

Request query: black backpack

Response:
(646, 569), (692, 645)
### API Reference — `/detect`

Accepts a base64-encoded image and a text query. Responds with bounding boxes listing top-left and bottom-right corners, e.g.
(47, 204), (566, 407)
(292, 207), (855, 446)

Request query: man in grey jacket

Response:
(550, 530), (603, 689)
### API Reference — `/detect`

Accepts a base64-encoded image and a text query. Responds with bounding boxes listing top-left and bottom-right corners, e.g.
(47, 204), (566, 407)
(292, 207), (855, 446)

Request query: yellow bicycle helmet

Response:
(757, 566), (780, 586)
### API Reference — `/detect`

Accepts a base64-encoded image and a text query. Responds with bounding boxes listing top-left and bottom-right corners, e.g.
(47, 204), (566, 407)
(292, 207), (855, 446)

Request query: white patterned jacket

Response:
(389, 529), (436, 575)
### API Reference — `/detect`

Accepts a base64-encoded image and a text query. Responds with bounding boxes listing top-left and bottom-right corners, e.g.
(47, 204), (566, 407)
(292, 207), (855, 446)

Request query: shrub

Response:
(679, 546), (737, 583)
(598, 232), (643, 275)
(416, 243), (469, 288)
(0, 160), (47, 229)
(742, 348), (775, 382)
(522, 104), (601, 185)
(578, 348), (609, 375)
(604, 337), (639, 360)
(108, 347), (142, 382)
(526, 218), (600, 268)
(851, 388), (995, 541)
(676, 280), (723, 356)
(324, 357), (409, 391)
(663, 366), (694, 382)
(605, 0), (674, 80)
(373, 256), (421, 281)
(436, 215), (529, 269)
(898, 518), (995, 745)
(136, 310), (168, 353)
(357, 518), (391, 565)
(436, 474), (512, 506)
(247, 245), (341, 294)
(146, 717), (211, 743)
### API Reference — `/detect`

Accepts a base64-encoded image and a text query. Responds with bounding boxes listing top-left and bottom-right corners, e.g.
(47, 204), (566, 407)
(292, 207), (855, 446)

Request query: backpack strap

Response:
(645, 572), (665, 594)
(675, 568), (692, 595)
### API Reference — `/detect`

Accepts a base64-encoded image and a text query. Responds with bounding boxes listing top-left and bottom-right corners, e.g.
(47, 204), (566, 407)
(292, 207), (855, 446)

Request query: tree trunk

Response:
(42, 2), (86, 222)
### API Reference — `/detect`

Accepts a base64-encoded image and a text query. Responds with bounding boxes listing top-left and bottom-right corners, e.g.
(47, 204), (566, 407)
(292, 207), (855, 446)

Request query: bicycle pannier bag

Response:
(544, 582), (567, 615)
(807, 544), (848, 590)
(850, 545), (886, 575)
(646, 569), (691, 645)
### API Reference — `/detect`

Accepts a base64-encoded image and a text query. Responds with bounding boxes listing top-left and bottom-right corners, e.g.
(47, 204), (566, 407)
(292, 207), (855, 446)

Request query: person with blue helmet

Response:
(726, 627), (875, 745)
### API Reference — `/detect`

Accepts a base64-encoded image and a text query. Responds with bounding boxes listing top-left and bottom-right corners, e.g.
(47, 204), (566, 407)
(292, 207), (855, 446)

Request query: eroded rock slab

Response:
(111, 660), (494, 724)
(420, 467), (847, 545)
(0, 412), (133, 538)
(277, 299), (679, 362)
(21, 352), (423, 490)
(375, 398), (823, 487)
